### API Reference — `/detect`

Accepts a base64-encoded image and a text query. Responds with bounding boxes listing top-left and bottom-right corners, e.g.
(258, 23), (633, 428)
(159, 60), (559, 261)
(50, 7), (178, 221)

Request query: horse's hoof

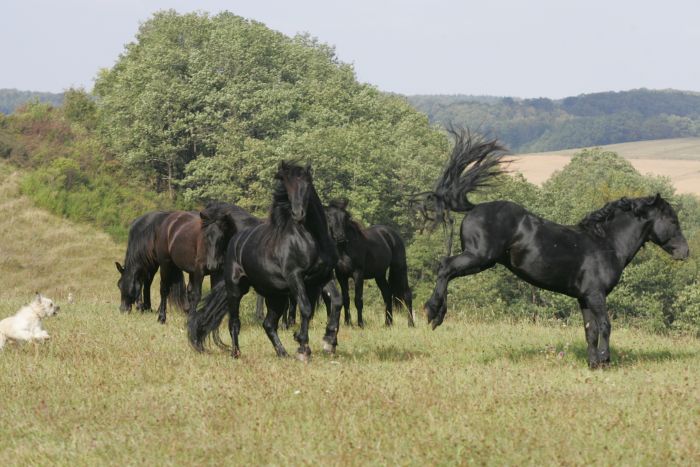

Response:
(322, 341), (336, 354)
(158, 317), (166, 324)
(232, 349), (241, 359)
(357, 321), (364, 329)
(296, 352), (311, 363)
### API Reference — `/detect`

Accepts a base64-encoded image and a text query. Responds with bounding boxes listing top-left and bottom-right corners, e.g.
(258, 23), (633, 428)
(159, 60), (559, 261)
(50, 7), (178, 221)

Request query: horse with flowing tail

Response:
(323, 198), (414, 327)
(116, 211), (171, 313)
(153, 202), (263, 324)
(421, 129), (690, 369)
(188, 162), (342, 361)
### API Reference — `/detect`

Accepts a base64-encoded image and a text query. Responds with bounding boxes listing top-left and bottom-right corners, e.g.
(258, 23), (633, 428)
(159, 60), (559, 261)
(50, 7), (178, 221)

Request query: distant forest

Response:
(0, 89), (64, 114)
(407, 89), (700, 153)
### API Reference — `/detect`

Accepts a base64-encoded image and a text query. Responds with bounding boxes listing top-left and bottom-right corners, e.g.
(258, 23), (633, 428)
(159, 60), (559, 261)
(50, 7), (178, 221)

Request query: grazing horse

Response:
(324, 199), (414, 327)
(151, 203), (257, 324)
(116, 211), (170, 312)
(421, 130), (690, 368)
(188, 162), (341, 361)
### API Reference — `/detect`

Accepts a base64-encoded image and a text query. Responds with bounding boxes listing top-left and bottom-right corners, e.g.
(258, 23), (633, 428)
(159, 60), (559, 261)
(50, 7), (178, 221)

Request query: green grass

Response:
(2, 160), (699, 465)
(1, 305), (699, 465)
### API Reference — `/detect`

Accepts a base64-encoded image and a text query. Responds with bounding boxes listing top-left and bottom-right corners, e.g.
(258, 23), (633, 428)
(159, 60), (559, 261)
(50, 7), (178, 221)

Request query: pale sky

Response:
(2, 0), (699, 98)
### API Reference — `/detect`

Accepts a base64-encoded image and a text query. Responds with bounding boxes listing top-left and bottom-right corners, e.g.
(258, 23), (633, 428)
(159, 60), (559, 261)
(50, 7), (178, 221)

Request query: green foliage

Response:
(94, 11), (446, 220)
(408, 89), (700, 153)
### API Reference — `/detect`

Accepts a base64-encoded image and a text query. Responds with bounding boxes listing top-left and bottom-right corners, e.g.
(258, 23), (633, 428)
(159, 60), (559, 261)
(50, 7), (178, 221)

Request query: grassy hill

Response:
(512, 138), (700, 195)
(1, 160), (699, 464)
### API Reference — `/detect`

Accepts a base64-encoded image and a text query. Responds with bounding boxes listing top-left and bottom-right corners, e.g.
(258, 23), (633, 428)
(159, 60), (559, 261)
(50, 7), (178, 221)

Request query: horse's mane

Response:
(124, 211), (169, 274)
(578, 196), (662, 237)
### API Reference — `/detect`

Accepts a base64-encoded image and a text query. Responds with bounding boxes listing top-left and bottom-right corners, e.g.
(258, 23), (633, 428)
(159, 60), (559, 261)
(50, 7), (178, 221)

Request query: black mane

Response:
(577, 196), (660, 237)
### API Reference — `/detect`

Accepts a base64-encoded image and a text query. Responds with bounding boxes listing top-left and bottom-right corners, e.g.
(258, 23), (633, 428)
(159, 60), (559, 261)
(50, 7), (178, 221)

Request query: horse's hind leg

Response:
(321, 280), (342, 353)
(425, 252), (491, 329)
(375, 276), (394, 327)
(262, 295), (289, 357)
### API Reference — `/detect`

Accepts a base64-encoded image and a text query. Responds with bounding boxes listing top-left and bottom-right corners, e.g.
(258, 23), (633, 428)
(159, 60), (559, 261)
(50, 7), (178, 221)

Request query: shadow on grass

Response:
(481, 342), (698, 368)
(334, 344), (428, 362)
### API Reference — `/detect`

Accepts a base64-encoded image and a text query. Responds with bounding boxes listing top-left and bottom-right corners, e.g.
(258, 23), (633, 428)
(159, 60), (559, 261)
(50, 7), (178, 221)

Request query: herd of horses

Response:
(116, 130), (690, 368)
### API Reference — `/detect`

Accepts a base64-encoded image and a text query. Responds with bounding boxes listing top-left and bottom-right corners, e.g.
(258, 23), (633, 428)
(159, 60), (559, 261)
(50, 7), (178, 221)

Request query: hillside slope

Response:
(511, 138), (700, 195)
(0, 161), (123, 302)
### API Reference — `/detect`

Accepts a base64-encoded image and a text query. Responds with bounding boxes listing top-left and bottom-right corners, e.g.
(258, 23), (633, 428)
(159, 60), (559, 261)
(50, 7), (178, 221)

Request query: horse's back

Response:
(157, 211), (202, 271)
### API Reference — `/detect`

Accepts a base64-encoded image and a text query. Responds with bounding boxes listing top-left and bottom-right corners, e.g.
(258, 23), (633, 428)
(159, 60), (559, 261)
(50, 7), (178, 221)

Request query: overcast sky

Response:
(2, 0), (699, 98)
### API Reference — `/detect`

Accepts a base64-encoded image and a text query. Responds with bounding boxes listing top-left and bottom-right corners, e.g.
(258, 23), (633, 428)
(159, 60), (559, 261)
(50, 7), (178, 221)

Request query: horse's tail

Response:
(387, 232), (413, 316)
(411, 128), (508, 227)
(166, 269), (189, 312)
(436, 126), (508, 212)
(188, 281), (229, 352)
(0, 331), (6, 350)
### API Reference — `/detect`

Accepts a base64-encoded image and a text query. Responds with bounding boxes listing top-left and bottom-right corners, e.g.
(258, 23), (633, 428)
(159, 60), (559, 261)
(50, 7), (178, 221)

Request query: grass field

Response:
(2, 161), (700, 465)
(513, 138), (700, 196)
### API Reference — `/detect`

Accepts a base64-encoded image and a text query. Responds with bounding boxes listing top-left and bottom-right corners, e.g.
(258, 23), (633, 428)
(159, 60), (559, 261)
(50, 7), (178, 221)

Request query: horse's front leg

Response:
(156, 265), (172, 324)
(352, 271), (365, 328)
(226, 277), (249, 359)
(337, 274), (352, 326)
(321, 280), (341, 353)
(580, 294), (610, 369)
(290, 274), (314, 362)
(425, 252), (486, 329)
(141, 270), (156, 312)
(188, 272), (205, 315)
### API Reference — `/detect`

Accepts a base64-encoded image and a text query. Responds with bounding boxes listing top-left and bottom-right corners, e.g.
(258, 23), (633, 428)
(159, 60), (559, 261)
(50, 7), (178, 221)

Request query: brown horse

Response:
(153, 203), (257, 323)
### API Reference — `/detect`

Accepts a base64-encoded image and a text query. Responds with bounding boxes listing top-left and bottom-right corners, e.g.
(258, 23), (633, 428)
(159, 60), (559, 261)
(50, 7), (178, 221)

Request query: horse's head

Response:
(200, 203), (236, 271)
(115, 262), (141, 312)
(640, 194), (689, 260)
(276, 161), (313, 223)
(325, 198), (351, 243)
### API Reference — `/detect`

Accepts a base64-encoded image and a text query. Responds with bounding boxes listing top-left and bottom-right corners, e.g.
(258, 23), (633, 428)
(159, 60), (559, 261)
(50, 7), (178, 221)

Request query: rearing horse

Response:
(421, 129), (689, 368)
(188, 162), (341, 361)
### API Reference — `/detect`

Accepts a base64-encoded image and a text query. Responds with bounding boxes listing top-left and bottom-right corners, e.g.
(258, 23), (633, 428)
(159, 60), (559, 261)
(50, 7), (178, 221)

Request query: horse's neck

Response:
(304, 189), (336, 257)
(603, 213), (652, 266)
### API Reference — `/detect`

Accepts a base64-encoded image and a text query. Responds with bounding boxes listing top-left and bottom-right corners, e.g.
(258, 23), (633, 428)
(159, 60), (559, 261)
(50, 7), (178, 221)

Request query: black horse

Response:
(323, 199), (414, 327)
(116, 210), (170, 313)
(188, 162), (341, 361)
(421, 130), (690, 368)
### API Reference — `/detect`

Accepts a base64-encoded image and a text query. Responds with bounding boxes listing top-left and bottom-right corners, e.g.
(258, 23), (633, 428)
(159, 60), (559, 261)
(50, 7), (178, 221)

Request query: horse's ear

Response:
(200, 211), (209, 221)
(339, 197), (349, 210)
(34, 292), (42, 302)
(305, 162), (313, 178)
(652, 193), (662, 205)
(115, 262), (124, 274)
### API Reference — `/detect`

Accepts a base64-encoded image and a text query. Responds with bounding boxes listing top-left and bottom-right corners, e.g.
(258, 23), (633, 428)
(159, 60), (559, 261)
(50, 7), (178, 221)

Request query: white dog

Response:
(0, 293), (59, 350)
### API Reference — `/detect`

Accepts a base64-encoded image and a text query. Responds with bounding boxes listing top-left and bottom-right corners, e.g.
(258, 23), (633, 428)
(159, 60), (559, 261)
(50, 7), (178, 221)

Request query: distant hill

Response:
(511, 137), (700, 196)
(407, 89), (700, 153)
(0, 89), (64, 114)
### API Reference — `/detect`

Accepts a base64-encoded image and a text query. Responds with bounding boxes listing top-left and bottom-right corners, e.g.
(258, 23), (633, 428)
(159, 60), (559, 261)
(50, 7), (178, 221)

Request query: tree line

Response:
(408, 89), (700, 153)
